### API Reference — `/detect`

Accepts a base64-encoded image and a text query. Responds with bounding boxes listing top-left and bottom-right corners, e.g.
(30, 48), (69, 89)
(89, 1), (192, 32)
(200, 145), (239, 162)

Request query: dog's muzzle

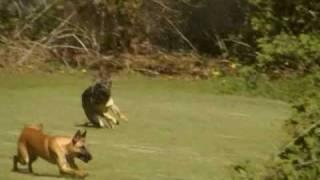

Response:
(78, 152), (92, 163)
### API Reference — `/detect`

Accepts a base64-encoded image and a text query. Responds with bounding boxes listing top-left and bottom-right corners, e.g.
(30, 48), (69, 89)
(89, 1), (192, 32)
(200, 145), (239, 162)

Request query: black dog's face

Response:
(92, 79), (112, 104)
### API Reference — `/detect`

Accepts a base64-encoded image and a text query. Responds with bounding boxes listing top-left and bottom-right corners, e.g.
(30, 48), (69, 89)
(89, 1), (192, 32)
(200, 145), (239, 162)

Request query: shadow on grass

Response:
(13, 169), (86, 179)
(12, 169), (61, 178)
(75, 122), (101, 129)
(33, 173), (62, 178)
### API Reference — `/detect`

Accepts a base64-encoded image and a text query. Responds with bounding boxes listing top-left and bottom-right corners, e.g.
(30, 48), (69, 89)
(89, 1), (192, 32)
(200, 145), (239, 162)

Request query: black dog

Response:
(81, 77), (128, 128)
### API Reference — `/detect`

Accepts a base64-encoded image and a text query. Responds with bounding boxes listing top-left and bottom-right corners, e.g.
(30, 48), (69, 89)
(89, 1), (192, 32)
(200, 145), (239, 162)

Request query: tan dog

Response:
(12, 124), (92, 178)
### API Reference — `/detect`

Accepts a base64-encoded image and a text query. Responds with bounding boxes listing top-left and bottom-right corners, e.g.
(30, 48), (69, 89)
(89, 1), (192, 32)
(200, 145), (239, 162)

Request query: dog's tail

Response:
(24, 123), (43, 131)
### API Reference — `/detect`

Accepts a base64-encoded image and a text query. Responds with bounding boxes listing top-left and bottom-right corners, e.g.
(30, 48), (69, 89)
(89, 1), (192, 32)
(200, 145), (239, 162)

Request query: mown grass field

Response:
(0, 71), (290, 180)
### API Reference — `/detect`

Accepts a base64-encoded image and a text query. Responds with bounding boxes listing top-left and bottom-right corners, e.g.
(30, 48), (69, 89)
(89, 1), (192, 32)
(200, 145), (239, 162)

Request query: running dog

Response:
(81, 76), (128, 128)
(13, 124), (92, 178)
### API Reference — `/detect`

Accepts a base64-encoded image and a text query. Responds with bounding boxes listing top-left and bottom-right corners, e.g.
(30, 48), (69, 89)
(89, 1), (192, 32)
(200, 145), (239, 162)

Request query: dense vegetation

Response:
(1, 0), (320, 179)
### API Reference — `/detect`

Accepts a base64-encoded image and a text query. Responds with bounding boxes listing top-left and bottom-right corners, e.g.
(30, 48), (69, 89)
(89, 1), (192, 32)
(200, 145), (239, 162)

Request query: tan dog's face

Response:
(71, 130), (92, 163)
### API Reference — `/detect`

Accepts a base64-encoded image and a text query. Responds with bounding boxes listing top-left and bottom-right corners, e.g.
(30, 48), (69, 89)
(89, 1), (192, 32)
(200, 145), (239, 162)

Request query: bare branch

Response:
(164, 17), (197, 52)
(278, 120), (320, 157)
(17, 43), (38, 66)
(150, 0), (178, 12)
(72, 34), (89, 52)
(48, 45), (86, 50)
(15, 0), (59, 37)
(46, 11), (77, 45)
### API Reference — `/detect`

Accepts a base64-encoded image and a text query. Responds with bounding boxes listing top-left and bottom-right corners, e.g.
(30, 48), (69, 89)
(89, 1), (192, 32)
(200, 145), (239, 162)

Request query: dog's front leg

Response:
(67, 157), (79, 170)
(103, 113), (117, 128)
(57, 155), (87, 178)
(97, 116), (106, 128)
(110, 104), (128, 121)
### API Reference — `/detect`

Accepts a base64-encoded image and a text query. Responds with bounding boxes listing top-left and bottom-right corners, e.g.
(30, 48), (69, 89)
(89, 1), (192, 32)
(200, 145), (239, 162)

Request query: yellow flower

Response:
(231, 63), (237, 69)
(212, 70), (221, 77)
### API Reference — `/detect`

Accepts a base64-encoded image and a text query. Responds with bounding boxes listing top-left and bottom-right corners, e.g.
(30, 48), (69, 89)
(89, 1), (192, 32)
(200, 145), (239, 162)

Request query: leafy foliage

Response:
(248, 0), (320, 36)
(256, 33), (320, 75)
(231, 0), (320, 75)
(231, 73), (320, 180)
(269, 92), (320, 180)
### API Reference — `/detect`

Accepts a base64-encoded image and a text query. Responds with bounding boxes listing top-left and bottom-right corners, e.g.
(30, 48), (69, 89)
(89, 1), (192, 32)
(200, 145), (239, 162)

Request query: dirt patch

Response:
(0, 39), (237, 78)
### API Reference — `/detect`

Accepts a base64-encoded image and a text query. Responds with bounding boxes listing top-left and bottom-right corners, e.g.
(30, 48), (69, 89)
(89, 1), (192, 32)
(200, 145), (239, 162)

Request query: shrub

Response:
(256, 33), (320, 75)
(232, 73), (320, 180)
(247, 0), (320, 36)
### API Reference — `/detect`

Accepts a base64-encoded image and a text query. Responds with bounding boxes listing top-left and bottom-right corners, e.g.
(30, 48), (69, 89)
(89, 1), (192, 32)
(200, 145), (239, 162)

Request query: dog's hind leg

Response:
(87, 113), (105, 128)
(12, 155), (19, 171)
(13, 143), (29, 171)
(28, 155), (38, 173)
(28, 161), (33, 173)
(83, 105), (105, 128)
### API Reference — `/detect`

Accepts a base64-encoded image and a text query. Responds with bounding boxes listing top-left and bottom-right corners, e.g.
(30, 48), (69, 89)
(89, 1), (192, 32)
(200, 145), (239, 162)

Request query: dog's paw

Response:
(108, 125), (114, 129)
(121, 115), (128, 121)
(76, 122), (92, 127)
(11, 168), (18, 172)
(77, 171), (88, 178)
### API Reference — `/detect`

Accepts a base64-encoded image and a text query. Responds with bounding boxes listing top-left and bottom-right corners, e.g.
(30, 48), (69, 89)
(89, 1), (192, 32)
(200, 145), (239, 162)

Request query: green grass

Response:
(0, 72), (290, 180)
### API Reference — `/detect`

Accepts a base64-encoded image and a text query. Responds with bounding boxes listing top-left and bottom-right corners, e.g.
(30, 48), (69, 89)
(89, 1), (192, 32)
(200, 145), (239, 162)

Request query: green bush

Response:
(231, 0), (320, 72)
(231, 72), (320, 180)
(269, 90), (320, 180)
(256, 33), (320, 75)
(247, 0), (320, 36)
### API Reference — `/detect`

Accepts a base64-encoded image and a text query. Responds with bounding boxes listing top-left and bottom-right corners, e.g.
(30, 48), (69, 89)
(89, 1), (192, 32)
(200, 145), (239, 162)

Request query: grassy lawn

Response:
(0, 72), (290, 180)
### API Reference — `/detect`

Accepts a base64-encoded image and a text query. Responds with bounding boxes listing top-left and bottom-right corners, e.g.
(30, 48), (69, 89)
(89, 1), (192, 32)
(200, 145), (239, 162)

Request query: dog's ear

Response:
(82, 130), (87, 138)
(72, 130), (82, 144)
